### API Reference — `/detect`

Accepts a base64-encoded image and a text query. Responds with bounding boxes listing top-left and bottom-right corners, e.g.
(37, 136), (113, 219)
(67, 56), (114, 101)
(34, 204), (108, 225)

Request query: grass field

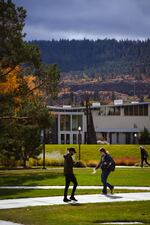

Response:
(0, 167), (150, 199)
(0, 201), (150, 225)
(45, 144), (150, 159)
(24, 144), (150, 167)
(0, 144), (150, 224)
(0, 167), (150, 225)
(0, 167), (150, 186)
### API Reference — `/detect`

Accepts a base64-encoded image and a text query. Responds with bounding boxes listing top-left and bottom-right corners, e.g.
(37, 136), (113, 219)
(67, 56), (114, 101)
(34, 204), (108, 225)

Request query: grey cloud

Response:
(13, 0), (150, 40)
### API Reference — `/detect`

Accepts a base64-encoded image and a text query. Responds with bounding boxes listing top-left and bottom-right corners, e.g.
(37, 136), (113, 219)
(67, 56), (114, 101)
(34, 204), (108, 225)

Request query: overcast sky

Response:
(13, 0), (150, 41)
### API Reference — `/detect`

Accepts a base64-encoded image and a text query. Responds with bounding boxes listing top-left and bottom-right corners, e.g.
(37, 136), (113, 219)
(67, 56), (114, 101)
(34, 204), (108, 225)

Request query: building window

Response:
(72, 115), (82, 131)
(117, 133), (119, 144)
(125, 133), (131, 144)
(98, 107), (106, 116)
(60, 115), (71, 131)
(124, 104), (148, 116)
(107, 106), (121, 116)
(66, 134), (70, 144)
(61, 134), (65, 144)
(73, 134), (77, 144)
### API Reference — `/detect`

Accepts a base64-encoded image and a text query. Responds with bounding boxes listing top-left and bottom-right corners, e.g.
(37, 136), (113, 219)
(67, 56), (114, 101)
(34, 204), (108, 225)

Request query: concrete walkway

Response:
(0, 185), (150, 190)
(0, 221), (23, 225)
(0, 192), (150, 210)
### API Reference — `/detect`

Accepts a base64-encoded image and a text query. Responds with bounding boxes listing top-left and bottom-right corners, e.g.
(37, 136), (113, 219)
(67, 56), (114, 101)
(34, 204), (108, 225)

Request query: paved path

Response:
(0, 192), (150, 210)
(0, 186), (150, 190)
(0, 221), (23, 225)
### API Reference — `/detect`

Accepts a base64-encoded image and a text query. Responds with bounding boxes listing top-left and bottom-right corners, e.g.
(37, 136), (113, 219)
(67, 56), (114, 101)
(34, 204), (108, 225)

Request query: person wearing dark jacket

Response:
(63, 147), (78, 202)
(139, 146), (150, 167)
(94, 147), (114, 195)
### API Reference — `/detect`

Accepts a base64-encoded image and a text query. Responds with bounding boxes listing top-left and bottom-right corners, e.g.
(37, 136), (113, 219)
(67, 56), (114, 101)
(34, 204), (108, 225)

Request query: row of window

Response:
(60, 114), (83, 131)
(61, 133), (81, 144)
(98, 104), (148, 116)
(60, 132), (137, 144)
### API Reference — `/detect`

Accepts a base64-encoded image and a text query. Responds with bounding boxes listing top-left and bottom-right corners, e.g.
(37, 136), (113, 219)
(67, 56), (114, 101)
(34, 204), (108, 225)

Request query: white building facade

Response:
(48, 102), (150, 144)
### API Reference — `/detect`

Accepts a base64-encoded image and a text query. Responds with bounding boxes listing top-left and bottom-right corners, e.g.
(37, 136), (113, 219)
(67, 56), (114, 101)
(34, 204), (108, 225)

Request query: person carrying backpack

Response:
(94, 147), (115, 195)
(139, 146), (150, 167)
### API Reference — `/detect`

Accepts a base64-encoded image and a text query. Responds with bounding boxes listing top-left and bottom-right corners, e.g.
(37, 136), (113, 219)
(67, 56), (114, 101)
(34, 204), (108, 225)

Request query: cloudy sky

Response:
(13, 0), (150, 41)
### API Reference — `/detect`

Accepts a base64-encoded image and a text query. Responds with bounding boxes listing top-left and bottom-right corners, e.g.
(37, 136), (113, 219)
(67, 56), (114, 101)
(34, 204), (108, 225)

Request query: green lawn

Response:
(45, 144), (150, 159)
(0, 167), (150, 225)
(0, 201), (149, 225)
(0, 167), (150, 199)
(0, 167), (150, 187)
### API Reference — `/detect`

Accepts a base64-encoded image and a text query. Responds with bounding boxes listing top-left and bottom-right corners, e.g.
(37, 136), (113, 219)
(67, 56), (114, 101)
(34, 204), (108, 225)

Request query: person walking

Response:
(63, 147), (78, 202)
(139, 146), (150, 167)
(94, 147), (115, 195)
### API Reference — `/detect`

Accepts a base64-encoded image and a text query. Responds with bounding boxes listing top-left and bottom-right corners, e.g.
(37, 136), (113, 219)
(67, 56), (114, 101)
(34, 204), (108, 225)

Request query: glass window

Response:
(60, 115), (71, 131)
(66, 134), (70, 144)
(73, 134), (77, 144)
(125, 133), (131, 144)
(134, 105), (138, 116)
(98, 107), (106, 116)
(143, 104), (148, 116)
(61, 134), (65, 144)
(107, 106), (120, 115)
(124, 104), (148, 116)
(72, 115), (82, 131)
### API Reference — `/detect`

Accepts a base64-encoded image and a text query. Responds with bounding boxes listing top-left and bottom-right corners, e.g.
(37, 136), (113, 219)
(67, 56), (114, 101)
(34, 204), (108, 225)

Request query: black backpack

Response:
(110, 158), (116, 171)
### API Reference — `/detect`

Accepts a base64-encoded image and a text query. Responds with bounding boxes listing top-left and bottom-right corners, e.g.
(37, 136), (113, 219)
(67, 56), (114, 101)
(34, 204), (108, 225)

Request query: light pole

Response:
(41, 129), (46, 169)
(134, 133), (138, 144)
(78, 126), (81, 160)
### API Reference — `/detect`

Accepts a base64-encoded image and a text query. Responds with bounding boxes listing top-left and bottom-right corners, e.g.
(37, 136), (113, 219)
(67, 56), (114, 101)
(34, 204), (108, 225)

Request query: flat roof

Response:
(95, 128), (139, 132)
(47, 102), (150, 111)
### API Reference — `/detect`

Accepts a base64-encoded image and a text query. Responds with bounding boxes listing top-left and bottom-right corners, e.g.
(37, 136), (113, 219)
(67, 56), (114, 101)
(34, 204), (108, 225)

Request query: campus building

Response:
(48, 102), (150, 144)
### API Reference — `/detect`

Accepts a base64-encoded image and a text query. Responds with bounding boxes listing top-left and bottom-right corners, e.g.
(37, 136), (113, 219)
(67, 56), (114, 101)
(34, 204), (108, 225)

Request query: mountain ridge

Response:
(31, 38), (150, 77)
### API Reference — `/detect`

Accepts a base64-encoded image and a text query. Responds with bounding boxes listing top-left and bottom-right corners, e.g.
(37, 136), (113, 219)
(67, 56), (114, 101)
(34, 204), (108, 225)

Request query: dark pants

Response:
(101, 169), (113, 194)
(64, 174), (78, 198)
(141, 158), (150, 167)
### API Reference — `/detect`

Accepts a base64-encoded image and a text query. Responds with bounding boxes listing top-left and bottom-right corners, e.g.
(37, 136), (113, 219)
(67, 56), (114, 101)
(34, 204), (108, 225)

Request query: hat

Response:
(67, 147), (76, 153)
(99, 147), (106, 153)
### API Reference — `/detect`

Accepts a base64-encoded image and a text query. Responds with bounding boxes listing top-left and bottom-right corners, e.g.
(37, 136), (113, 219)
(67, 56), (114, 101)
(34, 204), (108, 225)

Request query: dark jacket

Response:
(100, 153), (114, 170)
(64, 153), (74, 175)
(141, 148), (149, 159)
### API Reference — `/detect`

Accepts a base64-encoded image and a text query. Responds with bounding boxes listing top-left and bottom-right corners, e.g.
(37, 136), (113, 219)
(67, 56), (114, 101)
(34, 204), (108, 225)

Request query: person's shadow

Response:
(105, 194), (123, 199)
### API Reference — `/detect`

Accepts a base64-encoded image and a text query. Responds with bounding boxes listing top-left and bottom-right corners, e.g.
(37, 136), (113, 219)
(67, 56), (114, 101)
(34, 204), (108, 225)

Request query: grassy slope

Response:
(45, 144), (150, 160)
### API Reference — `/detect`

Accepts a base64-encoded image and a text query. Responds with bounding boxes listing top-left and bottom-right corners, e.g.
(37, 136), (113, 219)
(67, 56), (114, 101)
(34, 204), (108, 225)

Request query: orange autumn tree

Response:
(0, 66), (41, 118)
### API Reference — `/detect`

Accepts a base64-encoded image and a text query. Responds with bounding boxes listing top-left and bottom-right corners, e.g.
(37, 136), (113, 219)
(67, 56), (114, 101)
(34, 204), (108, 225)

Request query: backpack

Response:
(110, 158), (116, 171)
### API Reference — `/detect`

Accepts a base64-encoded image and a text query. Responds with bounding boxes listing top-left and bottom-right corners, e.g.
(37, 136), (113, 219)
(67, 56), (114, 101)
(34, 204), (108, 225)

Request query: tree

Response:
(139, 127), (150, 144)
(0, 121), (22, 167)
(20, 125), (41, 168)
(0, 0), (41, 77)
(0, 0), (60, 167)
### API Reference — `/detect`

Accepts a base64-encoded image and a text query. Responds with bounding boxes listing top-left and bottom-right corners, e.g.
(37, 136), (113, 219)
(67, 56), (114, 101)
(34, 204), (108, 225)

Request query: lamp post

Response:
(134, 133), (138, 144)
(41, 129), (46, 169)
(78, 126), (81, 160)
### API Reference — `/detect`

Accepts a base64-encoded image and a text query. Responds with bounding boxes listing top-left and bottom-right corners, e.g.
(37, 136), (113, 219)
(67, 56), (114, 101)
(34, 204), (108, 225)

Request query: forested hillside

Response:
(31, 39), (150, 76)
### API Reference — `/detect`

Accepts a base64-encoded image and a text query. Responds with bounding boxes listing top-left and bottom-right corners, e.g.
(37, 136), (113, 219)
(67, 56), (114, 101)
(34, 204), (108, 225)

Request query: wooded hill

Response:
(31, 39), (150, 77)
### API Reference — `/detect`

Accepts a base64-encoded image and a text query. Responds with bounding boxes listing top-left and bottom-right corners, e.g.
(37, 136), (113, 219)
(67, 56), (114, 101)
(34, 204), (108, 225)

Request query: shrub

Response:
(114, 157), (138, 166)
